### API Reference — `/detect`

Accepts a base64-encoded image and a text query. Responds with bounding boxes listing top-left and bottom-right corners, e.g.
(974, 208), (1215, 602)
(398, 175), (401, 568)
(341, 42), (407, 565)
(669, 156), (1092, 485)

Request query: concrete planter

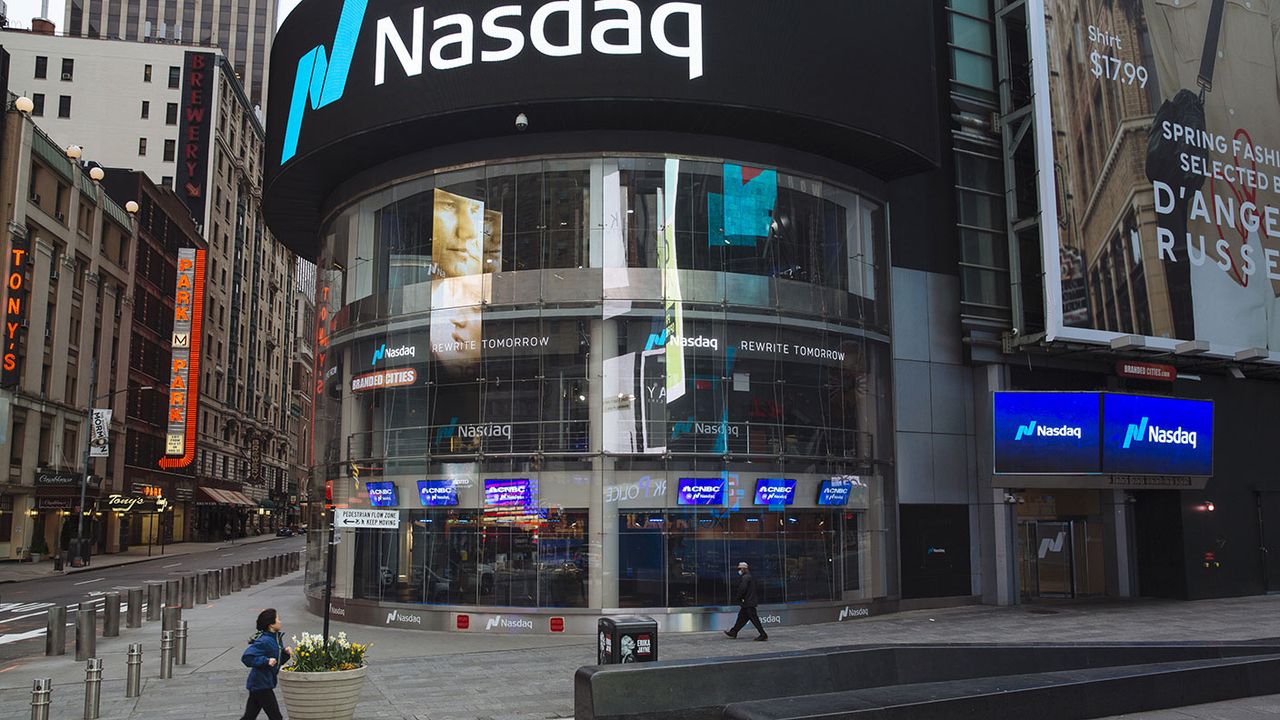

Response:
(278, 665), (366, 720)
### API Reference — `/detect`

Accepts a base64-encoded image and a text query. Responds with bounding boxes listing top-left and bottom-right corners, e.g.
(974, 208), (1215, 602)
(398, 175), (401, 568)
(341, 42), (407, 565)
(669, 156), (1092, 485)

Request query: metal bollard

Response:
(146, 582), (163, 621)
(45, 606), (67, 656)
(83, 657), (102, 720)
(206, 569), (220, 600)
(159, 630), (174, 679)
(75, 601), (97, 662)
(126, 643), (143, 698)
(162, 606), (181, 633)
(224, 566), (237, 593)
(126, 588), (143, 628)
(103, 593), (121, 638)
(195, 572), (208, 605)
(180, 574), (195, 609)
(238, 562), (249, 587)
(268, 555), (278, 578)
(30, 678), (52, 720)
(164, 579), (180, 609)
(248, 560), (259, 585)
(175, 620), (189, 666)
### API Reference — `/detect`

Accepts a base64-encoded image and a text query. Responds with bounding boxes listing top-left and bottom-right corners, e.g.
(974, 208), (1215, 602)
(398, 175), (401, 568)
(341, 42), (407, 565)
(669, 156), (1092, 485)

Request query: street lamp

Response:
(74, 384), (154, 567)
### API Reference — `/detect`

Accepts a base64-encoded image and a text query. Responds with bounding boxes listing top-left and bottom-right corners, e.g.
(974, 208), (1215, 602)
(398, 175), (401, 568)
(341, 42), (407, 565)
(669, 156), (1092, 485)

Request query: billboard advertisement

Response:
(1101, 394), (1214, 476)
(993, 392), (1102, 474)
(1031, 0), (1280, 358)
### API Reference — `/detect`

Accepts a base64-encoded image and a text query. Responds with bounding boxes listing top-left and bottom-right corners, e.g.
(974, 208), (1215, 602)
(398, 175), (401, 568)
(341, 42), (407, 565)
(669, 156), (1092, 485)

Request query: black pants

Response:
(728, 606), (767, 637)
(239, 688), (282, 720)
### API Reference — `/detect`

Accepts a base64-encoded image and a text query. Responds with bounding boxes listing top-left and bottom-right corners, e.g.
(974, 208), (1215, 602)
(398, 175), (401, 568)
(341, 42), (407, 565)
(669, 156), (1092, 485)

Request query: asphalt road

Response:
(0, 536), (305, 666)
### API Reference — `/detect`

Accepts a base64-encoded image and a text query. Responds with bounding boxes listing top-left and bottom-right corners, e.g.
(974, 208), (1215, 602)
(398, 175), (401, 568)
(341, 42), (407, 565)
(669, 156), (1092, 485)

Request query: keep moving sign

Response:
(334, 509), (400, 529)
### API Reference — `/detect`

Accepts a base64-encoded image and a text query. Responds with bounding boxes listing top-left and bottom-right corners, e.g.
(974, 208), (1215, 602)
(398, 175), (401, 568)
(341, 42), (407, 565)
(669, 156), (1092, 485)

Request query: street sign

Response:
(333, 508), (399, 529)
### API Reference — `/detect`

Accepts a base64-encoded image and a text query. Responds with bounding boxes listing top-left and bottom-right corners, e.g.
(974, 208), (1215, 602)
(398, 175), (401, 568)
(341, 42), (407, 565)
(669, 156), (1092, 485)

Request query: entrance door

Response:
(1019, 521), (1076, 599)
(1258, 492), (1280, 593)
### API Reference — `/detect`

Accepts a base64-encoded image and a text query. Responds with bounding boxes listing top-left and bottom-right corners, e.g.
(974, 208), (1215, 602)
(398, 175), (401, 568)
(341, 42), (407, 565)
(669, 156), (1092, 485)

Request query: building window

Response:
(141, 100), (150, 119)
(162, 176), (173, 188)
(31, 94), (45, 117)
(168, 66), (181, 89)
(34, 56), (48, 79)
(163, 139), (176, 162)
(58, 95), (71, 118)
(138, 138), (147, 156)
(166, 103), (178, 125)
(144, 64), (152, 82)
(61, 58), (74, 81)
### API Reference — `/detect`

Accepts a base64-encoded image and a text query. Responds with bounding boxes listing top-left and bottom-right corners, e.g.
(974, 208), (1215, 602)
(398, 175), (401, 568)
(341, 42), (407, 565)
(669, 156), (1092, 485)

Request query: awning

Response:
(197, 488), (256, 506)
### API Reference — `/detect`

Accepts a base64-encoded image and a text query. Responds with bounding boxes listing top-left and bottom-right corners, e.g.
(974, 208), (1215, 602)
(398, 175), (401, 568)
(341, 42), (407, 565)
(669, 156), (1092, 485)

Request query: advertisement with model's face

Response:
(1032, 0), (1280, 357)
(430, 188), (500, 374)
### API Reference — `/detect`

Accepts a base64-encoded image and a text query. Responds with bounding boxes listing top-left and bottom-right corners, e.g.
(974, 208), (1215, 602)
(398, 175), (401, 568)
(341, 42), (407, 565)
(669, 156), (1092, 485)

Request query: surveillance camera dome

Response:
(515, 112), (529, 131)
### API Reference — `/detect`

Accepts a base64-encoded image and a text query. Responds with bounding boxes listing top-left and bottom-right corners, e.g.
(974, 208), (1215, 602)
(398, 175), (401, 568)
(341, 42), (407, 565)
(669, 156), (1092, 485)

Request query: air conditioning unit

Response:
(30, 192), (41, 204)
(49, 269), (59, 281)
(55, 211), (66, 223)
(61, 73), (72, 81)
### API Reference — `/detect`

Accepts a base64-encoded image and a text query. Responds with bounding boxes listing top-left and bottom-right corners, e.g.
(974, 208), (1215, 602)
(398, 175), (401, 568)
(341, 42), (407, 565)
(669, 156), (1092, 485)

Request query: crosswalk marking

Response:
(0, 603), (53, 615)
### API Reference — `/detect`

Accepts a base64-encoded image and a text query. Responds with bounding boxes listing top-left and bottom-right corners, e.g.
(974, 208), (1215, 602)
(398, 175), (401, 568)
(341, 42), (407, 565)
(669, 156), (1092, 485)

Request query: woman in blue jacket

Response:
(239, 608), (291, 720)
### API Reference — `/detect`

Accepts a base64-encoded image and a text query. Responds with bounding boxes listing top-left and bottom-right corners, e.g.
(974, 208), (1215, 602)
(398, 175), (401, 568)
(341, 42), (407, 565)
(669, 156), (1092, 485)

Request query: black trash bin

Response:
(597, 616), (657, 664)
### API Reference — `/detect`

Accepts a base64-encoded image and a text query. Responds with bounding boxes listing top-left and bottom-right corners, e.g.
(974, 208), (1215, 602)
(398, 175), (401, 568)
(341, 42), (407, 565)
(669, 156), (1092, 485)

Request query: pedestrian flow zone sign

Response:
(334, 508), (400, 529)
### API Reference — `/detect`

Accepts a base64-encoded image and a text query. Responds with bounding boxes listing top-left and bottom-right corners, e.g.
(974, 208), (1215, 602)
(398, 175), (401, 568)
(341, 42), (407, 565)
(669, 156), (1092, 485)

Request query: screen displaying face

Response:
(433, 188), (484, 279)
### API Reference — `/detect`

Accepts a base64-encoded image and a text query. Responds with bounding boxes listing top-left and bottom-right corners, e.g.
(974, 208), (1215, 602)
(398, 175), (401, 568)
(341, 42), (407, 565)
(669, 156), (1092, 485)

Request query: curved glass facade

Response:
(310, 154), (894, 622)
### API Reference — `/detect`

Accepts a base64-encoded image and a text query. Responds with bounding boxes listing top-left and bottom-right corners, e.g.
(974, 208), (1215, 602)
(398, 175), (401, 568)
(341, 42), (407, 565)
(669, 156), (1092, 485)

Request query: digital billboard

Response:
(485, 479), (532, 507)
(1102, 394), (1213, 476)
(676, 478), (726, 506)
(418, 480), (458, 507)
(1030, 0), (1280, 359)
(366, 481), (399, 507)
(754, 479), (796, 506)
(993, 392), (1102, 474)
(817, 479), (852, 506)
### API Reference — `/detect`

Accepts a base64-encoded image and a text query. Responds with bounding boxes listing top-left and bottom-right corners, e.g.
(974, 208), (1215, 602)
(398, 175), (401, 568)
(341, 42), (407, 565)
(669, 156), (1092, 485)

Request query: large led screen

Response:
(993, 392), (1102, 474)
(753, 479), (796, 506)
(366, 481), (399, 507)
(1030, 0), (1280, 356)
(418, 480), (459, 507)
(1102, 394), (1213, 476)
(676, 478), (727, 506)
(484, 478), (532, 507)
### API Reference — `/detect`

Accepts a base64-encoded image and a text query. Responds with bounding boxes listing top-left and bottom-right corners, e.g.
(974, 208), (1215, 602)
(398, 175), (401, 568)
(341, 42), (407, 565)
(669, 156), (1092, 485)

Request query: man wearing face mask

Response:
(724, 561), (768, 641)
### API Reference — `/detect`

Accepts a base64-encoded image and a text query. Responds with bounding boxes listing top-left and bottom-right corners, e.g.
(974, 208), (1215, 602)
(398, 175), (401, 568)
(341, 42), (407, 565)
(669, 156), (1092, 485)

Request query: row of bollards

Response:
(34, 550), (304, 719)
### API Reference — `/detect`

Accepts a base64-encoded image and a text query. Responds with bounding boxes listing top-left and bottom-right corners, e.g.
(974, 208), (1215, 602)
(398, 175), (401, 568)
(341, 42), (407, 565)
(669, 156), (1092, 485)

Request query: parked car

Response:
(276, 527), (294, 537)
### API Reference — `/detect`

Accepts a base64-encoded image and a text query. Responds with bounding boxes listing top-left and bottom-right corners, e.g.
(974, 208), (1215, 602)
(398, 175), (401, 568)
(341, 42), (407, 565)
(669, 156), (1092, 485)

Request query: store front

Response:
(265, 0), (940, 631)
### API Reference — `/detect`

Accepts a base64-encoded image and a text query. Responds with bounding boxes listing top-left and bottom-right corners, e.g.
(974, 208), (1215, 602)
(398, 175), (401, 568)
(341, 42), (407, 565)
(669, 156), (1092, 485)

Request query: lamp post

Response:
(74, 384), (153, 567)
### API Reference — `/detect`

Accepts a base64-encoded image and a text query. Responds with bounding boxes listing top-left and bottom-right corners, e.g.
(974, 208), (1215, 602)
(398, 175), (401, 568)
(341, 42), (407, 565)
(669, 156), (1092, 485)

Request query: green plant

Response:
(284, 632), (369, 673)
(30, 532), (49, 556)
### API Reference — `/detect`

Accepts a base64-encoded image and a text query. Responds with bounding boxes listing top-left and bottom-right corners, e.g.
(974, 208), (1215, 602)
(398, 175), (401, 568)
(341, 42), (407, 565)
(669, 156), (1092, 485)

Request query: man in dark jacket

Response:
(724, 561), (768, 641)
(239, 608), (291, 720)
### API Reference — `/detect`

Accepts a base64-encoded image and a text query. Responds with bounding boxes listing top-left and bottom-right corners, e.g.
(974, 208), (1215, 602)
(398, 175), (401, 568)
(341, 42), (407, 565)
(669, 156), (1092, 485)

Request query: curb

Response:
(0, 536), (292, 584)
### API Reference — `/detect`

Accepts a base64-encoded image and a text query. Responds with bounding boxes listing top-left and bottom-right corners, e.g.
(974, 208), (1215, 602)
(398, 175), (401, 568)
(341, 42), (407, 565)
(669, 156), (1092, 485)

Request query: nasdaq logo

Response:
(281, 0), (369, 164)
(1123, 416), (1198, 450)
(1014, 420), (1082, 441)
(372, 344), (416, 366)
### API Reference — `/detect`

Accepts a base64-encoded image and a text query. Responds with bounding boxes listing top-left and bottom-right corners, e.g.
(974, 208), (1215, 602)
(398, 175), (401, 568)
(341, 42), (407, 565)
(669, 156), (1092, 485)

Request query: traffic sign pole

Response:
(322, 505), (335, 653)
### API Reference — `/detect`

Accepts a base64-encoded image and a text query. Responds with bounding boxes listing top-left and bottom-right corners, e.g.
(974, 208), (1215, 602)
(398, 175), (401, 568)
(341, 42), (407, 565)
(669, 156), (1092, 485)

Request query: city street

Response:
(0, 535), (302, 665)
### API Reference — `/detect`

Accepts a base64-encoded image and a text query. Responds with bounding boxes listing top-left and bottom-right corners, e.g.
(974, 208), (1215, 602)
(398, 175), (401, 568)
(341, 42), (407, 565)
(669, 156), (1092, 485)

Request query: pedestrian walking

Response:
(239, 608), (292, 720)
(723, 561), (768, 641)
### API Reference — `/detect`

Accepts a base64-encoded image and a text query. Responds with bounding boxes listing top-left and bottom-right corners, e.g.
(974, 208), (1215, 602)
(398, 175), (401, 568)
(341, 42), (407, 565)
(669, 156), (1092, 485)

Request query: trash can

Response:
(597, 616), (658, 664)
(54, 551), (67, 572)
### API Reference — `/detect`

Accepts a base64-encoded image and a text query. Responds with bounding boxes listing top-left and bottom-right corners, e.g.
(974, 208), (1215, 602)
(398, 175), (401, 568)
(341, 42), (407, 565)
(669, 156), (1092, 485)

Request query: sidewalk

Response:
(0, 533), (288, 584)
(4, 574), (1280, 719)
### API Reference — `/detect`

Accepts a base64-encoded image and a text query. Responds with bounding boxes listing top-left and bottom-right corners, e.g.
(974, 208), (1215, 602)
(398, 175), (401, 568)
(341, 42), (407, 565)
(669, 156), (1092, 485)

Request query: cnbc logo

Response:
(1014, 420), (1083, 441)
(1122, 416), (1199, 450)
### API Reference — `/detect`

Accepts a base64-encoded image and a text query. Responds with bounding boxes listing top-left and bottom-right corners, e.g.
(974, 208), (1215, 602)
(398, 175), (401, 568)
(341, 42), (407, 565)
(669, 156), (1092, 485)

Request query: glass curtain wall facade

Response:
(310, 154), (893, 621)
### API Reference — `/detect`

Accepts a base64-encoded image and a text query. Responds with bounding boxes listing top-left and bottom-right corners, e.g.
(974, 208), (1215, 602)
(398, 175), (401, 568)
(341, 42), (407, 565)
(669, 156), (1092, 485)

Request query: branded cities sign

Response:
(335, 508), (401, 529)
(993, 392), (1214, 477)
(160, 249), (206, 468)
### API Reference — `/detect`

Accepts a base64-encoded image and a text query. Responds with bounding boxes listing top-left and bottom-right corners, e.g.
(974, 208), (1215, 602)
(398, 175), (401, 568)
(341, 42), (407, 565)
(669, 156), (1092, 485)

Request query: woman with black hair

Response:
(239, 608), (291, 720)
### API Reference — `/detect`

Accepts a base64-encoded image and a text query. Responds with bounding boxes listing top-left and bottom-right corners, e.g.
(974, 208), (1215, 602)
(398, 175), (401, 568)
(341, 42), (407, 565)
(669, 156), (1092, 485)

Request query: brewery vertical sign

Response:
(2, 229), (30, 388)
(160, 248), (206, 468)
(176, 52), (214, 223)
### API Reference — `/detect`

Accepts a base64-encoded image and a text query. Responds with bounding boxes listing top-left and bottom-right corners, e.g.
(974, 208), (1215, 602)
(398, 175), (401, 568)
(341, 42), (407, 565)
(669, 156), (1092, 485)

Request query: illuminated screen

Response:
(485, 479), (531, 507)
(677, 478), (726, 506)
(366, 482), (398, 507)
(817, 480), (852, 506)
(754, 479), (796, 506)
(418, 480), (458, 507)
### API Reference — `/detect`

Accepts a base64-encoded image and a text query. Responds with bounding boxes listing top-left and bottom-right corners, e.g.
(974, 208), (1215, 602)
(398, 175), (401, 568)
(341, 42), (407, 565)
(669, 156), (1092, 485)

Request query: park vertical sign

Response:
(160, 248), (206, 469)
(176, 52), (214, 224)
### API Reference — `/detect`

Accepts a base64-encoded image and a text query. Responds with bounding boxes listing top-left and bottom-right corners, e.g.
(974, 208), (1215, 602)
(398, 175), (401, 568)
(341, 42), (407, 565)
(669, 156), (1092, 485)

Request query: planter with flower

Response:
(278, 632), (370, 720)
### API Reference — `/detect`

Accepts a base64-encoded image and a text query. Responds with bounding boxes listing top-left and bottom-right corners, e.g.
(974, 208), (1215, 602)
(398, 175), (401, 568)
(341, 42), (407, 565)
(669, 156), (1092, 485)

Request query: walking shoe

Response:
(723, 630), (737, 638)
(754, 635), (768, 641)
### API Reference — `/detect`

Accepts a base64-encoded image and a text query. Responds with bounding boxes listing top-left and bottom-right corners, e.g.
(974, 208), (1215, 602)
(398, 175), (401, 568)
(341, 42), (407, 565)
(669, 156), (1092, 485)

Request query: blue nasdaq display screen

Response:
(993, 392), (1102, 474)
(484, 479), (531, 507)
(366, 482), (398, 507)
(1102, 394), (1213, 476)
(677, 478), (727, 505)
(817, 480), (852, 506)
(754, 479), (796, 506)
(418, 480), (458, 507)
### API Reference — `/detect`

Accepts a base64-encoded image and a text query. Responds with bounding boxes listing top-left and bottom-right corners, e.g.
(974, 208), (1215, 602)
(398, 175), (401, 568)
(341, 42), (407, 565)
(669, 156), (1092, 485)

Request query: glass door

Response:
(1035, 521), (1074, 598)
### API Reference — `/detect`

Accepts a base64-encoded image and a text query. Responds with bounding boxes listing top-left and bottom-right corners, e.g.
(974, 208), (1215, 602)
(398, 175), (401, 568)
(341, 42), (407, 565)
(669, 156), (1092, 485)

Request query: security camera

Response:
(515, 112), (529, 131)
